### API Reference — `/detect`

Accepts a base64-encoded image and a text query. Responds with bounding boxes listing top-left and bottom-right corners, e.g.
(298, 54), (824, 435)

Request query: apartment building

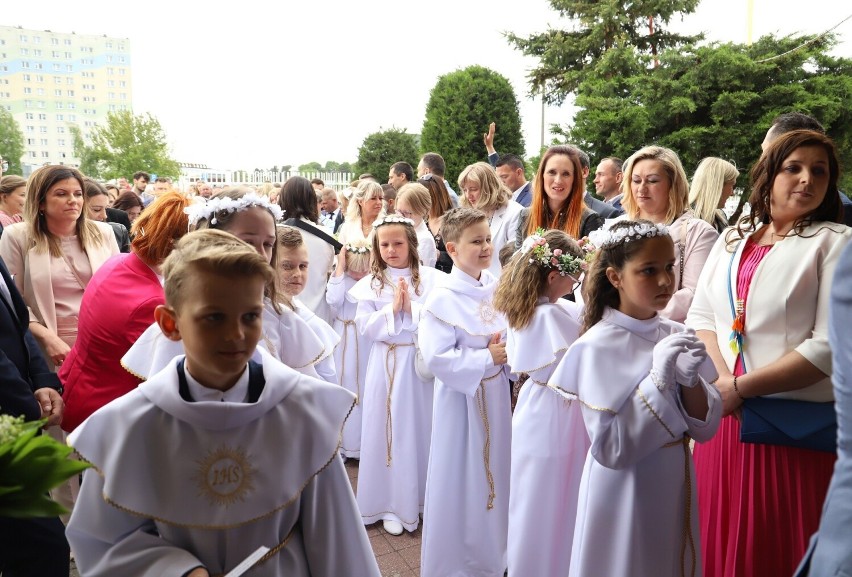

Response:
(0, 25), (131, 175)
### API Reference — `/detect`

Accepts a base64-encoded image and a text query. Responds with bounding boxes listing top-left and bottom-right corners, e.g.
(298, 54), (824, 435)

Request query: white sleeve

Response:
(67, 469), (204, 577)
(419, 310), (494, 397)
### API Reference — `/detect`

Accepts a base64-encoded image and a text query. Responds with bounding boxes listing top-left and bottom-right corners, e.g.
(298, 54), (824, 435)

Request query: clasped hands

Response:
(651, 328), (707, 392)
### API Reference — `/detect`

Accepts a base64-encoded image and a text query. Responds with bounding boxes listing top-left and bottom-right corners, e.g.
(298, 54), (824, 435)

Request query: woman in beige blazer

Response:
(686, 130), (851, 577)
(0, 166), (118, 371)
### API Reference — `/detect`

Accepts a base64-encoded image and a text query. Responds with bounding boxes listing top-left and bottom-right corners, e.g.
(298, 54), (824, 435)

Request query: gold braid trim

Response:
(119, 357), (148, 382)
(636, 388), (676, 438)
(76, 396), (358, 531)
(337, 319), (360, 404)
(292, 347), (327, 370)
(475, 370), (503, 510)
(384, 342), (414, 466)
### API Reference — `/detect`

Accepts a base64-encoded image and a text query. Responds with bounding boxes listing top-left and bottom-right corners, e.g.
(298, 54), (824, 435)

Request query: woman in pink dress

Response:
(686, 130), (851, 576)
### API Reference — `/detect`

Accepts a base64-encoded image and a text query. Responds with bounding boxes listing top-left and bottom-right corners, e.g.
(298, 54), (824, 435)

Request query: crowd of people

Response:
(1, 110), (851, 577)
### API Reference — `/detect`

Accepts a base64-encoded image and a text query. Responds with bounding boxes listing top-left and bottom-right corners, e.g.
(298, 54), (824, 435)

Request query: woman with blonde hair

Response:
(517, 145), (603, 250)
(338, 180), (385, 245)
(620, 145), (719, 322)
(459, 161), (523, 278)
(689, 157), (740, 233)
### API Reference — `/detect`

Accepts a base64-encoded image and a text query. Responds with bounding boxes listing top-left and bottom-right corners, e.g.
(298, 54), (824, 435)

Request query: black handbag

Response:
(740, 396), (837, 453)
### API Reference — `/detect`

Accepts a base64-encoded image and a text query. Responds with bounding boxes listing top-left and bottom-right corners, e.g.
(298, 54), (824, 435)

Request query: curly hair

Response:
(494, 229), (581, 330)
(580, 220), (671, 334)
(369, 222), (422, 296)
(733, 129), (843, 245)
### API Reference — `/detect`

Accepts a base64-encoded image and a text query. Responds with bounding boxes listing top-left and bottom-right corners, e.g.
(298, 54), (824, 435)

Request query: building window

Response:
(23, 74), (31, 81)
(21, 61), (30, 69)
(20, 35), (28, 42)
(40, 126), (48, 133)
(52, 64), (61, 71)
(54, 89), (62, 96)
(27, 138), (36, 145)
(38, 113), (47, 120)
(106, 55), (112, 62)
(21, 48), (29, 56)
(26, 125), (35, 132)
(68, 114), (76, 121)
(51, 38), (59, 46)
(34, 63), (42, 70)
(56, 114), (64, 121)
(41, 152), (50, 158)
(24, 100), (32, 108)
(37, 101), (45, 109)
(29, 152), (37, 158)
(36, 75), (44, 82)
(25, 113), (34, 120)
(65, 65), (72, 71)
(67, 103), (75, 109)
(36, 88), (44, 95)
(57, 127), (65, 134)
(64, 39), (71, 46)
(66, 90), (74, 96)
(118, 56), (126, 63)
(56, 102), (63, 109)
(33, 49), (42, 56)
(24, 87), (32, 94)
(40, 138), (48, 146)
(33, 36), (41, 44)
(107, 67), (114, 75)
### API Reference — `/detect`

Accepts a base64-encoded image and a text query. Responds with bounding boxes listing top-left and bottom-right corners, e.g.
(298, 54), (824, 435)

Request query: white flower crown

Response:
(587, 221), (670, 249)
(184, 192), (284, 227)
(521, 230), (589, 276)
(371, 215), (415, 229)
(345, 244), (370, 254)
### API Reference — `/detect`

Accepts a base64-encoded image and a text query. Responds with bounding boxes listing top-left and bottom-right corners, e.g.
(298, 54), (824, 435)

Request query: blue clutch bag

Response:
(740, 397), (837, 454)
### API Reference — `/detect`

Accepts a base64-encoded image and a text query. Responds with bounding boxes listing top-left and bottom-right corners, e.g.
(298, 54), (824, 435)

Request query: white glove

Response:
(651, 333), (693, 392)
(675, 341), (708, 388)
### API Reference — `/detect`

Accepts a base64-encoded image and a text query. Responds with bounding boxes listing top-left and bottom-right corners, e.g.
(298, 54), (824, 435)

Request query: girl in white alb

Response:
(493, 229), (591, 577)
(326, 239), (373, 459)
(349, 215), (444, 536)
(550, 220), (722, 577)
(122, 191), (329, 381)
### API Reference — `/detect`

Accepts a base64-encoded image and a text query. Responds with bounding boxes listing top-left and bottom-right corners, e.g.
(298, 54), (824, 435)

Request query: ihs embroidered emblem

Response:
(194, 445), (256, 507)
(478, 299), (497, 326)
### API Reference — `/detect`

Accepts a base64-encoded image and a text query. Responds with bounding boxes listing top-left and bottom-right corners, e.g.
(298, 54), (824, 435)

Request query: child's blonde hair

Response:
(345, 239), (372, 275)
(494, 230), (582, 330)
(439, 207), (488, 244)
(370, 219), (422, 296)
(162, 229), (274, 312)
(458, 162), (511, 214)
(396, 183), (432, 220)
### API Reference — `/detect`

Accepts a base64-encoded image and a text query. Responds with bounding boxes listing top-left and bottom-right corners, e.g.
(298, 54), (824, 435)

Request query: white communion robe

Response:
(506, 298), (590, 577)
(550, 307), (722, 577)
(122, 300), (326, 381)
(293, 297), (341, 385)
(326, 273), (371, 458)
(414, 219), (438, 268)
(349, 266), (443, 532)
(419, 267), (511, 577)
(66, 349), (380, 577)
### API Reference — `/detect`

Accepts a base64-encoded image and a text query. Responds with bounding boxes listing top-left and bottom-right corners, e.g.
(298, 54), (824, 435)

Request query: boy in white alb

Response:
(66, 230), (380, 577)
(419, 208), (511, 577)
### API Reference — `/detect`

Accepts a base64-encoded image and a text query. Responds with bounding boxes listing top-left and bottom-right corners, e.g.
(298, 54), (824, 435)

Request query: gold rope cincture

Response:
(337, 319), (360, 404)
(211, 522), (299, 577)
(661, 436), (696, 577)
(476, 370), (503, 510)
(384, 342), (414, 467)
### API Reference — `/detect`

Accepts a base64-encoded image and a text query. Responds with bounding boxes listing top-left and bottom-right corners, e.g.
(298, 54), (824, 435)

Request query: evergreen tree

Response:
(355, 127), (419, 181)
(421, 65), (524, 181)
(507, 0), (701, 104)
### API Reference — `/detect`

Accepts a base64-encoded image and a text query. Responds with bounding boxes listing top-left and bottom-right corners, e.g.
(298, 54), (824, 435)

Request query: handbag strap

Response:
(283, 218), (343, 254)
(726, 241), (747, 373)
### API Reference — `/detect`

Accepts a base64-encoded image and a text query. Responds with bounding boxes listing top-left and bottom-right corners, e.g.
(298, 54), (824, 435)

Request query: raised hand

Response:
(483, 122), (496, 155)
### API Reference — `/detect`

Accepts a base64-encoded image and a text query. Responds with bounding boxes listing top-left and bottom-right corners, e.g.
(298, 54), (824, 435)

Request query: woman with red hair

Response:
(516, 145), (604, 246)
(60, 192), (192, 432)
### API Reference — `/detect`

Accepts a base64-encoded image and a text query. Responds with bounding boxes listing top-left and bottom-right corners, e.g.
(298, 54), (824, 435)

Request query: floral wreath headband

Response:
(345, 243), (371, 254)
(371, 215), (415, 229)
(184, 192), (284, 227)
(520, 229), (595, 277)
(587, 221), (670, 249)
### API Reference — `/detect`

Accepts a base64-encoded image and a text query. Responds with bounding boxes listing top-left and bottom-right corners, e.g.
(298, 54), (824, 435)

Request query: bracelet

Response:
(732, 375), (745, 400)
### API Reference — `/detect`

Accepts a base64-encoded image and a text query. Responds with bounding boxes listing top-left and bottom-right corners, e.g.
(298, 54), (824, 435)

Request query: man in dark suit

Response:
(570, 147), (624, 219)
(484, 124), (532, 207)
(0, 257), (69, 577)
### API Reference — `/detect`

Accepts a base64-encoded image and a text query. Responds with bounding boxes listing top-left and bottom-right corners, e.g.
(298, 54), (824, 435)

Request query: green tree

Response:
(72, 111), (180, 179)
(298, 161), (323, 173)
(507, 0), (701, 104)
(355, 127), (418, 181)
(0, 108), (25, 175)
(566, 33), (852, 192)
(421, 66), (524, 181)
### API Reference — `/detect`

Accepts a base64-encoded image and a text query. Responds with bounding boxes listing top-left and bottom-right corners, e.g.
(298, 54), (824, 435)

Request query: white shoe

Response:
(383, 519), (404, 535)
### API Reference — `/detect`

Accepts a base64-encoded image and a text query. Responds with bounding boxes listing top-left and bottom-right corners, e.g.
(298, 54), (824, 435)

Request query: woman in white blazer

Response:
(686, 130), (851, 577)
(458, 161), (522, 278)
